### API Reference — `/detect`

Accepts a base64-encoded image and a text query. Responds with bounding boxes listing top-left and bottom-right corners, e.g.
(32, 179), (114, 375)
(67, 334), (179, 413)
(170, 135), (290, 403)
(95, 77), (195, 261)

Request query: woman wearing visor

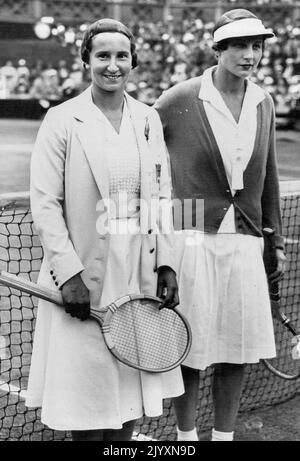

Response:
(155, 9), (286, 441)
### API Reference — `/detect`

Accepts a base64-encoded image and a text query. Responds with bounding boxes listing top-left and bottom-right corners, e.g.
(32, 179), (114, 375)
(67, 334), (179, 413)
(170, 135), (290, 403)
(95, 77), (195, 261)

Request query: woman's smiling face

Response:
(217, 36), (264, 79)
(89, 32), (132, 95)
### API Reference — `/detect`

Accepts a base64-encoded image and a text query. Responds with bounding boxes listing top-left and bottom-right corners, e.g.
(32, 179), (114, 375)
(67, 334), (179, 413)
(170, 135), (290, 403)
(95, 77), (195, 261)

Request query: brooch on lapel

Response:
(144, 117), (150, 142)
(155, 164), (161, 185)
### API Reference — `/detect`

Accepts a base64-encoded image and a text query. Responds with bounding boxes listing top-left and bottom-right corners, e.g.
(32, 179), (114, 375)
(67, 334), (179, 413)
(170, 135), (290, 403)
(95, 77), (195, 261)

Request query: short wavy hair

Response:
(81, 18), (138, 68)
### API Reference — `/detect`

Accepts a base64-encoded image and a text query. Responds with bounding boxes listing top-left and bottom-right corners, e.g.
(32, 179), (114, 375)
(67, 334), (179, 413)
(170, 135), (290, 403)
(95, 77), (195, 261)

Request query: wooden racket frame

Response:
(0, 271), (192, 373)
(97, 293), (192, 372)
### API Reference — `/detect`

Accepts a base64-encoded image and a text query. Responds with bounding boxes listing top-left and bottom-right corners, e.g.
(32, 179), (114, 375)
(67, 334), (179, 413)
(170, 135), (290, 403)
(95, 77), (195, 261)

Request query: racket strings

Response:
(109, 299), (189, 371)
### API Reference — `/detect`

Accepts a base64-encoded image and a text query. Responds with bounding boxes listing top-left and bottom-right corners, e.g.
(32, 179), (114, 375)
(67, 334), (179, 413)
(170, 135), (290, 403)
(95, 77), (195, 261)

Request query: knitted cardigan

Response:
(155, 76), (284, 249)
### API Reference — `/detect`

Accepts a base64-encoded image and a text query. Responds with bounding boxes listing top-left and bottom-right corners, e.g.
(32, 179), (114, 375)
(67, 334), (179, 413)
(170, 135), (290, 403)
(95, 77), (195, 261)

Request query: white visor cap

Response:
(213, 18), (274, 43)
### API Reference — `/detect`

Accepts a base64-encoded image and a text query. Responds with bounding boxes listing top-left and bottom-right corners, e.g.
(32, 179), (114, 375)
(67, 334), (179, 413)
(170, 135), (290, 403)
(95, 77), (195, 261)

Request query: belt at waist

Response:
(109, 191), (140, 219)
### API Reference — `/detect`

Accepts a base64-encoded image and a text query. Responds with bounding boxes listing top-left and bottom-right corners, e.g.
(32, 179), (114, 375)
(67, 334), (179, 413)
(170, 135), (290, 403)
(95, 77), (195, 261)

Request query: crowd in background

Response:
(1, 15), (300, 120)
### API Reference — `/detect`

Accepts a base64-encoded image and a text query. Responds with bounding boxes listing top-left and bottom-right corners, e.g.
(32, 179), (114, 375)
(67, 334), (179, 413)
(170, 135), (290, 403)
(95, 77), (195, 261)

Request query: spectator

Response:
(30, 69), (62, 101)
(2, 13), (300, 116)
(69, 60), (85, 91)
(57, 59), (70, 83)
(0, 61), (18, 97)
(16, 59), (30, 83)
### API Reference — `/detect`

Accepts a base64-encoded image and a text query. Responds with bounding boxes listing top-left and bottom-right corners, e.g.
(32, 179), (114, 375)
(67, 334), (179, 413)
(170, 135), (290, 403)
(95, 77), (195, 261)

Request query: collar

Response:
(73, 85), (149, 124)
(87, 86), (131, 124)
(198, 66), (265, 110)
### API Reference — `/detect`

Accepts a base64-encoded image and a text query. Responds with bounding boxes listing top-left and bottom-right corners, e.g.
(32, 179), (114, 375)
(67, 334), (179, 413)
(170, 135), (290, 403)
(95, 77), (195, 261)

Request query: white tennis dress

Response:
(174, 67), (276, 370)
(25, 102), (184, 431)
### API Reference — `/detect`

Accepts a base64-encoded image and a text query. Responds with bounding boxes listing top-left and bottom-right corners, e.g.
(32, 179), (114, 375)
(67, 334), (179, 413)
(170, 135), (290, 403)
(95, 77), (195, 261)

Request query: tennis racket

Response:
(261, 228), (300, 380)
(0, 270), (192, 373)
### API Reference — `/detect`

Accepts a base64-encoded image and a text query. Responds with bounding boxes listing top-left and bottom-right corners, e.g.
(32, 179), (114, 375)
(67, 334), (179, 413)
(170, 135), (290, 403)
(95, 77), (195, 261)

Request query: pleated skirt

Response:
(174, 231), (276, 370)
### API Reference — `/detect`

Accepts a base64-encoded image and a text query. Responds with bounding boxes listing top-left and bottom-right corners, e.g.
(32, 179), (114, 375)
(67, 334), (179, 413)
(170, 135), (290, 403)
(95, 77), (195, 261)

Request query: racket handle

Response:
(263, 230), (299, 339)
(269, 281), (280, 302)
(0, 270), (64, 306)
(278, 311), (299, 337)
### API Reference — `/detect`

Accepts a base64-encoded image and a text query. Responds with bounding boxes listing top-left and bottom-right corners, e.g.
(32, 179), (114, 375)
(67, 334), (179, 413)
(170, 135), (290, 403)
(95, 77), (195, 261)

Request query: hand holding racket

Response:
(262, 228), (300, 380)
(0, 270), (192, 374)
(61, 273), (91, 321)
(56, 266), (179, 320)
(156, 266), (179, 310)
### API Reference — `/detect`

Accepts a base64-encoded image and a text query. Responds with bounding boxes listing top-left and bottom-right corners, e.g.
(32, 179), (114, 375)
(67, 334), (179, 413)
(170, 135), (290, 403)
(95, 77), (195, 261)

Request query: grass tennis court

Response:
(0, 120), (300, 195)
(0, 119), (300, 441)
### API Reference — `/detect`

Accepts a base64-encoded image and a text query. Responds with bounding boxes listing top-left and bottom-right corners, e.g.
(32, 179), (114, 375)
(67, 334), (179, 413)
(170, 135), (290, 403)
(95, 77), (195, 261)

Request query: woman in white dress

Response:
(26, 18), (183, 441)
(155, 9), (286, 441)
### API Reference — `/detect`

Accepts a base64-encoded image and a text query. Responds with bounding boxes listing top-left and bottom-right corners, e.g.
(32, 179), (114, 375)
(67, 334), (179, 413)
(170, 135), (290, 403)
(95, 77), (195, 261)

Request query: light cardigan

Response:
(155, 76), (284, 249)
(30, 87), (176, 306)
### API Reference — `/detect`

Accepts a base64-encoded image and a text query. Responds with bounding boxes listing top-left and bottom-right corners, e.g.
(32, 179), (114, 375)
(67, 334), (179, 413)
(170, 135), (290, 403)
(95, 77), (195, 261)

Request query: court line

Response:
(132, 431), (157, 441)
(0, 381), (27, 399)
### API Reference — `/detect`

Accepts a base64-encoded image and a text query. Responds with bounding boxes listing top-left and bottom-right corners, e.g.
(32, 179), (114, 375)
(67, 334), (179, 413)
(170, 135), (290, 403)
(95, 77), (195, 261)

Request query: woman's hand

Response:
(61, 273), (90, 321)
(156, 266), (179, 309)
(268, 248), (287, 284)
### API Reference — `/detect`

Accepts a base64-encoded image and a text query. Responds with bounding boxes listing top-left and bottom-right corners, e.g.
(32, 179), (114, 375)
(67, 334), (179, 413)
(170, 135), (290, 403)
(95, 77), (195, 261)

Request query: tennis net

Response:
(0, 182), (299, 441)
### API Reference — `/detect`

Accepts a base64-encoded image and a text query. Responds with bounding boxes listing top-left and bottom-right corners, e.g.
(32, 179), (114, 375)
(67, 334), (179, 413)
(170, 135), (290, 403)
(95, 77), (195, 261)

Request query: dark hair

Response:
(212, 39), (230, 52)
(81, 18), (138, 69)
(212, 36), (265, 53)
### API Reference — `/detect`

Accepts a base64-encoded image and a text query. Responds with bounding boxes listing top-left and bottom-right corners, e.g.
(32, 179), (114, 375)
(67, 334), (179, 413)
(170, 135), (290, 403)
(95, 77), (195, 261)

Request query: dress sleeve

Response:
(261, 95), (284, 250)
(30, 107), (84, 287)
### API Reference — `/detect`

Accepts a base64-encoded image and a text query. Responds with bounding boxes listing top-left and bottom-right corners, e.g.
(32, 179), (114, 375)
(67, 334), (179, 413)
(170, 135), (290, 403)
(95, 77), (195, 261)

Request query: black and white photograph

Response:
(0, 0), (299, 446)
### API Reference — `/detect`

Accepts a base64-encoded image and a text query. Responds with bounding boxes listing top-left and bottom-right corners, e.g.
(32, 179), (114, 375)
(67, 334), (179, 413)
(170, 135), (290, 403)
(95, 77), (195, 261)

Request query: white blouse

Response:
(91, 99), (141, 219)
